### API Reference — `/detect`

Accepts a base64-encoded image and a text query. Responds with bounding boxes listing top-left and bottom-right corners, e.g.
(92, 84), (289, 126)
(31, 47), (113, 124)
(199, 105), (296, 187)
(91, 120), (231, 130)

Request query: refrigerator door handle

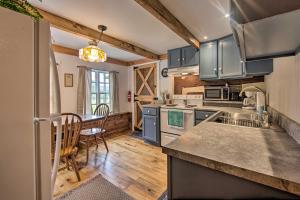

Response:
(33, 114), (62, 123)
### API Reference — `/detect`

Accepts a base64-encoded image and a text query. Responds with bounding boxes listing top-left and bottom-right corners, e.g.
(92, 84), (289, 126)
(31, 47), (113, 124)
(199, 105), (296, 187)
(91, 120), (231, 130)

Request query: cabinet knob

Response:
(205, 114), (209, 118)
(182, 57), (185, 61)
(177, 58), (180, 61)
(148, 110), (150, 113)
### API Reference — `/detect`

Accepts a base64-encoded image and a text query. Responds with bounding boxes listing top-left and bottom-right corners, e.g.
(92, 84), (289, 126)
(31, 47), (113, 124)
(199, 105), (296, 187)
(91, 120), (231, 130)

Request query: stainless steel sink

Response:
(209, 111), (265, 128)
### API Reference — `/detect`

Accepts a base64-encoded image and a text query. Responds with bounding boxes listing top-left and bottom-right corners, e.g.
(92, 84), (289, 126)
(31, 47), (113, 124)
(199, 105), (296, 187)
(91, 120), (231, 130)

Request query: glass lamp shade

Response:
(79, 43), (107, 63)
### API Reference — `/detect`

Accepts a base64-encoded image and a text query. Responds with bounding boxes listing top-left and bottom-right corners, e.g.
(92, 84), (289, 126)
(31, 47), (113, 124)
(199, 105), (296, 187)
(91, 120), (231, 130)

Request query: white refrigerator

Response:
(0, 7), (61, 200)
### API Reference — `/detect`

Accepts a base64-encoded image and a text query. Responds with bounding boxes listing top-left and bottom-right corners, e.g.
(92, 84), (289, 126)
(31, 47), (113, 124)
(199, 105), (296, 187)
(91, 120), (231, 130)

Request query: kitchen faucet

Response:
(239, 86), (270, 128)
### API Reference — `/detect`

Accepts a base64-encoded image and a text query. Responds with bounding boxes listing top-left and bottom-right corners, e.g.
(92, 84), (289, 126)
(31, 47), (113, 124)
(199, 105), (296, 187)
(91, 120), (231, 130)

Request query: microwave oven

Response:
(204, 86), (230, 101)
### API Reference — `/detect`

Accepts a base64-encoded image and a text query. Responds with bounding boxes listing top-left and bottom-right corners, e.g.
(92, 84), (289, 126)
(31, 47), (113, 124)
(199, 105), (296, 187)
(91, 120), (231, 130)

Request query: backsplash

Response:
(173, 75), (264, 94)
(268, 106), (300, 144)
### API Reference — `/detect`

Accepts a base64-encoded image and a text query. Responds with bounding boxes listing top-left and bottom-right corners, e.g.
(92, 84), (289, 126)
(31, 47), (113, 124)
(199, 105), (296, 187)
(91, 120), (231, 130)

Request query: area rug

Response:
(55, 174), (134, 200)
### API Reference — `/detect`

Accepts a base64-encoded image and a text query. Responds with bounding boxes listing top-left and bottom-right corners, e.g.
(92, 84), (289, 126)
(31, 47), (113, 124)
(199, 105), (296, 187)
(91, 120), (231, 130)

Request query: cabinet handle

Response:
(148, 110), (150, 113)
(182, 57), (185, 61)
(154, 122), (156, 126)
(177, 58), (180, 61)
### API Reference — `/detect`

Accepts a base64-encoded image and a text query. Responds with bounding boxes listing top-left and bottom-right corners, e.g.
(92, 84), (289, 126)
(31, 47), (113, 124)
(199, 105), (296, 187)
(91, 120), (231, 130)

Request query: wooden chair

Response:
(51, 113), (82, 181)
(80, 104), (110, 164)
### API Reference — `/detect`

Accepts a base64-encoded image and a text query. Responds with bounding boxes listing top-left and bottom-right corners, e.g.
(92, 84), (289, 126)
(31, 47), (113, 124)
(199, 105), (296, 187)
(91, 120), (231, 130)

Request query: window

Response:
(90, 70), (110, 113)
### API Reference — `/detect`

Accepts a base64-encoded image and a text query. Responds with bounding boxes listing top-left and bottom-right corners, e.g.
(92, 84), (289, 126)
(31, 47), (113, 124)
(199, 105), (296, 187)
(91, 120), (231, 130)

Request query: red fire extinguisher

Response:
(128, 91), (131, 102)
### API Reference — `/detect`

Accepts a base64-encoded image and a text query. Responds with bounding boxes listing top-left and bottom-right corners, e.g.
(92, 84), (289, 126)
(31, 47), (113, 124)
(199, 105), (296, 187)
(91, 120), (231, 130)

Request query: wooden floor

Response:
(54, 131), (167, 200)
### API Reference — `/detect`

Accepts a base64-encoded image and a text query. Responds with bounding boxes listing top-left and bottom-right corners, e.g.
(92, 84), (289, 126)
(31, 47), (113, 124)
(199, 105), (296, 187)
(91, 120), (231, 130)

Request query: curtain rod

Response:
(77, 65), (119, 73)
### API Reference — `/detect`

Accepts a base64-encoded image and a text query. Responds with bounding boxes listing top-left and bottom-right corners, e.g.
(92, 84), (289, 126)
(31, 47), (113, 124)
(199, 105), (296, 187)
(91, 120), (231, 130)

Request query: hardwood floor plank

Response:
(53, 131), (167, 200)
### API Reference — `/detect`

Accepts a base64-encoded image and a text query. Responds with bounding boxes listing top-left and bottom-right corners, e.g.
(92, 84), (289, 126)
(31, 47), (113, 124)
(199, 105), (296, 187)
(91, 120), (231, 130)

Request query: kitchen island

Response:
(162, 107), (300, 199)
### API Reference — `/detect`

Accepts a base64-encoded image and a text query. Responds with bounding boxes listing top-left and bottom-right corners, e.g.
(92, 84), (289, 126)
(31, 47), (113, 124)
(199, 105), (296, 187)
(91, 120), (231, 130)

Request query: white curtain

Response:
(77, 66), (91, 115)
(49, 47), (61, 115)
(109, 71), (120, 113)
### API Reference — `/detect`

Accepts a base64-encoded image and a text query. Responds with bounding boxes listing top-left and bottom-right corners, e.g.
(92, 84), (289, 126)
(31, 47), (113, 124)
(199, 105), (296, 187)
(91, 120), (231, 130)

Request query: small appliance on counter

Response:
(242, 91), (256, 110)
(239, 86), (266, 113)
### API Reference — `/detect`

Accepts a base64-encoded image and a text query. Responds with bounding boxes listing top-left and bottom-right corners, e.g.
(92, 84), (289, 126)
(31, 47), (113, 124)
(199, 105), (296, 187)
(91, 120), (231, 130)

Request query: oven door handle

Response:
(161, 108), (193, 114)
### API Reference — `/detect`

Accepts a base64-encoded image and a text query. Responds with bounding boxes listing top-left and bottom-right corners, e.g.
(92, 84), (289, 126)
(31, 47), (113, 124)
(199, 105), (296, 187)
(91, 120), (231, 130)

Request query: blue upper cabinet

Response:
(218, 36), (244, 79)
(168, 45), (199, 68)
(168, 48), (181, 68)
(199, 41), (218, 79)
(181, 46), (199, 67)
(245, 59), (273, 76)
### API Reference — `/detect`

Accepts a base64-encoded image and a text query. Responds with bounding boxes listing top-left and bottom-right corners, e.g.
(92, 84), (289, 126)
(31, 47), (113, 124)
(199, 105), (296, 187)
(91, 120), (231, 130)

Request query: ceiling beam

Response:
(52, 44), (130, 66)
(38, 9), (159, 60)
(134, 0), (200, 49)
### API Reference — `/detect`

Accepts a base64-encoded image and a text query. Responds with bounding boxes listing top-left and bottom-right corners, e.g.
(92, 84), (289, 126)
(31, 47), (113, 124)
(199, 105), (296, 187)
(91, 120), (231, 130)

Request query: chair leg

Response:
(94, 134), (98, 150)
(101, 134), (109, 152)
(65, 157), (70, 170)
(70, 155), (81, 182)
(86, 140), (89, 165)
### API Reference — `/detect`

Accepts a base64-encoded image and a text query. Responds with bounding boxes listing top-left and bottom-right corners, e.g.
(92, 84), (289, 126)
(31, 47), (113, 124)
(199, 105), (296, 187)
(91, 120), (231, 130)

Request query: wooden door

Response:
(134, 63), (157, 130)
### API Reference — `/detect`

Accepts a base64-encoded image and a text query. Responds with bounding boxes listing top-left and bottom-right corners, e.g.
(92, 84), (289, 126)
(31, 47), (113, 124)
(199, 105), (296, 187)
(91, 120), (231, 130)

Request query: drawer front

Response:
(143, 107), (157, 116)
(195, 110), (216, 120)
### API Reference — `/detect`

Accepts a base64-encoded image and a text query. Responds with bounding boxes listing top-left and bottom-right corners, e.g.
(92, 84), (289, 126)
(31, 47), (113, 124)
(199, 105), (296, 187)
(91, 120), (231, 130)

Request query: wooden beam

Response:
(134, 0), (200, 49)
(38, 9), (159, 60)
(52, 44), (78, 56)
(128, 58), (155, 66)
(52, 44), (130, 66)
(159, 54), (167, 60)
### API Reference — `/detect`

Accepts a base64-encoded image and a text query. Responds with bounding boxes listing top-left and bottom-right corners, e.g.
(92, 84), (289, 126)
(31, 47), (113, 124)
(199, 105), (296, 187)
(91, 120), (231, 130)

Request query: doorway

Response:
(133, 63), (157, 130)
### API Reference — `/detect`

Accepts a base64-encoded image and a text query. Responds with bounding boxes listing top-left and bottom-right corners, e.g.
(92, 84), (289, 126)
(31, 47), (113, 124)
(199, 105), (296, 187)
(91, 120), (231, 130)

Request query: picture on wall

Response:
(64, 73), (73, 87)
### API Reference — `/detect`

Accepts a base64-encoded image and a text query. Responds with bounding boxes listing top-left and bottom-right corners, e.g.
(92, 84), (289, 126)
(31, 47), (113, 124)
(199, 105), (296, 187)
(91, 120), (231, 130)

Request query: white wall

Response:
(158, 59), (173, 96)
(54, 52), (131, 113)
(265, 54), (300, 124)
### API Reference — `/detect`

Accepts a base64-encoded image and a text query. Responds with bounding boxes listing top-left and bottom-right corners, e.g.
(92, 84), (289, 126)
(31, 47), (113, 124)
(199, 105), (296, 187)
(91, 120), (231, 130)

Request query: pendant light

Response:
(79, 25), (107, 62)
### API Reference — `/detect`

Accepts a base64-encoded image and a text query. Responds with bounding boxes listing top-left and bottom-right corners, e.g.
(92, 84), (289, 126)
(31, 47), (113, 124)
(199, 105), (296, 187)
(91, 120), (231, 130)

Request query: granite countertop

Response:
(162, 107), (300, 196)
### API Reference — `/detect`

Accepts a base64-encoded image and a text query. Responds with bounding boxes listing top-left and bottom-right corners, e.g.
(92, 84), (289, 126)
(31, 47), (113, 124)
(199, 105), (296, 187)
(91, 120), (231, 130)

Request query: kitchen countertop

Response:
(162, 106), (300, 196)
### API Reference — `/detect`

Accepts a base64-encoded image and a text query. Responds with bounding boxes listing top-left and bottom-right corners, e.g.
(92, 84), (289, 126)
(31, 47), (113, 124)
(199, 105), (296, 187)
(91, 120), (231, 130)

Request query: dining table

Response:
(79, 114), (104, 130)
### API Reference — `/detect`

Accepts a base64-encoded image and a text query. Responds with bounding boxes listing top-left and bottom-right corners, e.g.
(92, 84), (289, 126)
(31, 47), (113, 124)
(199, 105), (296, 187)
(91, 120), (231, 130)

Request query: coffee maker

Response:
(242, 91), (256, 110)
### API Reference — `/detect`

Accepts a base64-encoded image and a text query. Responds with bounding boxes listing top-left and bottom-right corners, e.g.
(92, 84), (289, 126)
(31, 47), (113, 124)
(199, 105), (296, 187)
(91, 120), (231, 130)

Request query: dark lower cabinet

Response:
(142, 106), (160, 146)
(167, 156), (298, 199)
(194, 110), (217, 125)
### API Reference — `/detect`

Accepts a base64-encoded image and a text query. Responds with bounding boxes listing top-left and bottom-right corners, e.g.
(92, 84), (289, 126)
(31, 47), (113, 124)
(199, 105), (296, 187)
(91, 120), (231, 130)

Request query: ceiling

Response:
(28, 0), (232, 61)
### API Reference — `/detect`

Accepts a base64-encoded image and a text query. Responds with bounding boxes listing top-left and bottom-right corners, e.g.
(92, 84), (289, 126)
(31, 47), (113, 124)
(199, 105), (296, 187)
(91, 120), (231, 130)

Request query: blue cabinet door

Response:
(199, 41), (218, 79)
(218, 36), (244, 78)
(168, 48), (181, 68)
(182, 46), (199, 67)
(142, 115), (158, 143)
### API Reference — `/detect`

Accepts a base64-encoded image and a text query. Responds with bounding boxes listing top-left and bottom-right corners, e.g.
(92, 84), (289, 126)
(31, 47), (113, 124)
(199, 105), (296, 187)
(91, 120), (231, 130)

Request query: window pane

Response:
(91, 83), (97, 93)
(91, 94), (97, 104)
(99, 73), (104, 82)
(105, 84), (109, 92)
(92, 105), (97, 113)
(105, 73), (109, 78)
(91, 72), (96, 82)
(99, 83), (104, 92)
(105, 77), (109, 83)
(100, 94), (105, 99)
